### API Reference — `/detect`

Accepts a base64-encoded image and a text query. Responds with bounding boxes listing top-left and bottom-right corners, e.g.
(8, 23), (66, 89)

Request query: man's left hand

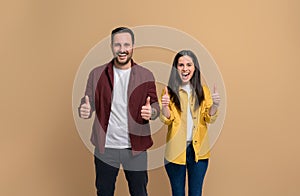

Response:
(141, 96), (152, 120)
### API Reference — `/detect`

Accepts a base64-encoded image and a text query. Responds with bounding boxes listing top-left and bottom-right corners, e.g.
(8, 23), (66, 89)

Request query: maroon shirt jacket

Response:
(79, 59), (159, 155)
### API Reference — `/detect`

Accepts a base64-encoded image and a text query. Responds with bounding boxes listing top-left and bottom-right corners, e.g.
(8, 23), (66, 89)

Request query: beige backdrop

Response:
(1, 0), (299, 196)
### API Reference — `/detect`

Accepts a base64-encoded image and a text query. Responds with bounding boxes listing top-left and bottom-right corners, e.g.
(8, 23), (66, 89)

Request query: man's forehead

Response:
(112, 32), (132, 42)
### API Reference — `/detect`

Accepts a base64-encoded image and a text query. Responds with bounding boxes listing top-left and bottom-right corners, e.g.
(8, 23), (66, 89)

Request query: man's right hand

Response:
(80, 95), (91, 119)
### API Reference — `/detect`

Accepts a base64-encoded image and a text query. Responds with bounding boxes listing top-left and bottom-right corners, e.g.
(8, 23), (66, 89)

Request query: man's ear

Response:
(110, 43), (114, 53)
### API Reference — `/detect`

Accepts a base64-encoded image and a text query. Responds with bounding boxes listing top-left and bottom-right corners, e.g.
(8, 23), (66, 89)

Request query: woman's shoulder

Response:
(202, 85), (213, 105)
(202, 85), (210, 94)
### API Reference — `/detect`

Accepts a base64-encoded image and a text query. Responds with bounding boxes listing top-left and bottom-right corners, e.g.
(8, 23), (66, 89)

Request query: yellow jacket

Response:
(160, 85), (218, 165)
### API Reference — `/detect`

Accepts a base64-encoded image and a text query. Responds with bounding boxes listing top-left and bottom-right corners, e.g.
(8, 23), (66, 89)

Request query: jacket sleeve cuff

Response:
(159, 111), (174, 125)
(205, 109), (219, 123)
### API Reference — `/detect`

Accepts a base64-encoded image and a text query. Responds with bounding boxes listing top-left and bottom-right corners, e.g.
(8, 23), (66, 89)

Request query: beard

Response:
(115, 56), (131, 65)
(114, 51), (133, 66)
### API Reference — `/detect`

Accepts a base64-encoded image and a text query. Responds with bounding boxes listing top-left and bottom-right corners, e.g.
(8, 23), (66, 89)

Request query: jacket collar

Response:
(106, 58), (136, 73)
(106, 59), (137, 87)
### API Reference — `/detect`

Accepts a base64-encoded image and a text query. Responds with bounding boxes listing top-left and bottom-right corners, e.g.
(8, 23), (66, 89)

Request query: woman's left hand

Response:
(212, 84), (221, 107)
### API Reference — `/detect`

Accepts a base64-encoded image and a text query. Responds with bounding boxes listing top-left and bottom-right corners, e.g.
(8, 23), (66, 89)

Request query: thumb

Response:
(85, 95), (90, 105)
(146, 96), (150, 106)
(164, 86), (168, 96)
(213, 84), (217, 93)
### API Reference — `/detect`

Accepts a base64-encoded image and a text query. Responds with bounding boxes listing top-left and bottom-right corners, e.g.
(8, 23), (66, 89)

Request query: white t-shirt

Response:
(105, 66), (131, 148)
(181, 83), (194, 142)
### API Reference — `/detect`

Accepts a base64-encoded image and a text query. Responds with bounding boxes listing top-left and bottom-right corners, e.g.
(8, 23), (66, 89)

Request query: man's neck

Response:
(113, 60), (132, 70)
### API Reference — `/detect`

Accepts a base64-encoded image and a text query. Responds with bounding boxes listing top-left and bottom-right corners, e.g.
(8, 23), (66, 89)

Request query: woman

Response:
(160, 50), (220, 196)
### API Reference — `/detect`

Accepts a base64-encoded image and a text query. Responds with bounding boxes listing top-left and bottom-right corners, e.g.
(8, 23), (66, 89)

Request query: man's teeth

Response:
(118, 53), (126, 56)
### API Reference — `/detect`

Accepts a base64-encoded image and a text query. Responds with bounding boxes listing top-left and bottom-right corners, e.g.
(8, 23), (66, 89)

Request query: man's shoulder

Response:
(89, 63), (110, 75)
(133, 63), (154, 76)
(92, 63), (108, 71)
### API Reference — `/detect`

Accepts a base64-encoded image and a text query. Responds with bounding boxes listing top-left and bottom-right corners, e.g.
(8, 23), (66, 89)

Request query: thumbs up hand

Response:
(212, 84), (221, 107)
(80, 95), (91, 119)
(161, 86), (170, 108)
(141, 96), (152, 120)
(161, 86), (171, 119)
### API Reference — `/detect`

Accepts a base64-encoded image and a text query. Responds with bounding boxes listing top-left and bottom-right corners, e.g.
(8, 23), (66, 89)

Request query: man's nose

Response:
(120, 45), (126, 52)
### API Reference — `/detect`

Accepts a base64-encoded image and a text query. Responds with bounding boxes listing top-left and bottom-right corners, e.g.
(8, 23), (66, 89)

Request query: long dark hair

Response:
(167, 50), (204, 111)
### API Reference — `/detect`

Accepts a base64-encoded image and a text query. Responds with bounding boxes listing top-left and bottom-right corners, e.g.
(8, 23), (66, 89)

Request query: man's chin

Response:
(115, 58), (131, 66)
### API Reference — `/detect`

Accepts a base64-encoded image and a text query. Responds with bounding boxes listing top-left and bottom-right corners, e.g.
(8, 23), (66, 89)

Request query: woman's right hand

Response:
(161, 86), (170, 108)
(161, 86), (171, 119)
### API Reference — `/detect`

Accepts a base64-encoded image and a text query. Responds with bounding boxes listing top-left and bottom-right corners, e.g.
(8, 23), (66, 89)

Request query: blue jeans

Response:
(165, 144), (209, 196)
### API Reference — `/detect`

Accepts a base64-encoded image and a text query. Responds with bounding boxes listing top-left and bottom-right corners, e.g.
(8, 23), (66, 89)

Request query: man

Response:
(79, 27), (159, 196)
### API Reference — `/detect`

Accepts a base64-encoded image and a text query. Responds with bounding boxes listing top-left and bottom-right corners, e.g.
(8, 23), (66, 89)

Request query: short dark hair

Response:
(111, 27), (135, 44)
